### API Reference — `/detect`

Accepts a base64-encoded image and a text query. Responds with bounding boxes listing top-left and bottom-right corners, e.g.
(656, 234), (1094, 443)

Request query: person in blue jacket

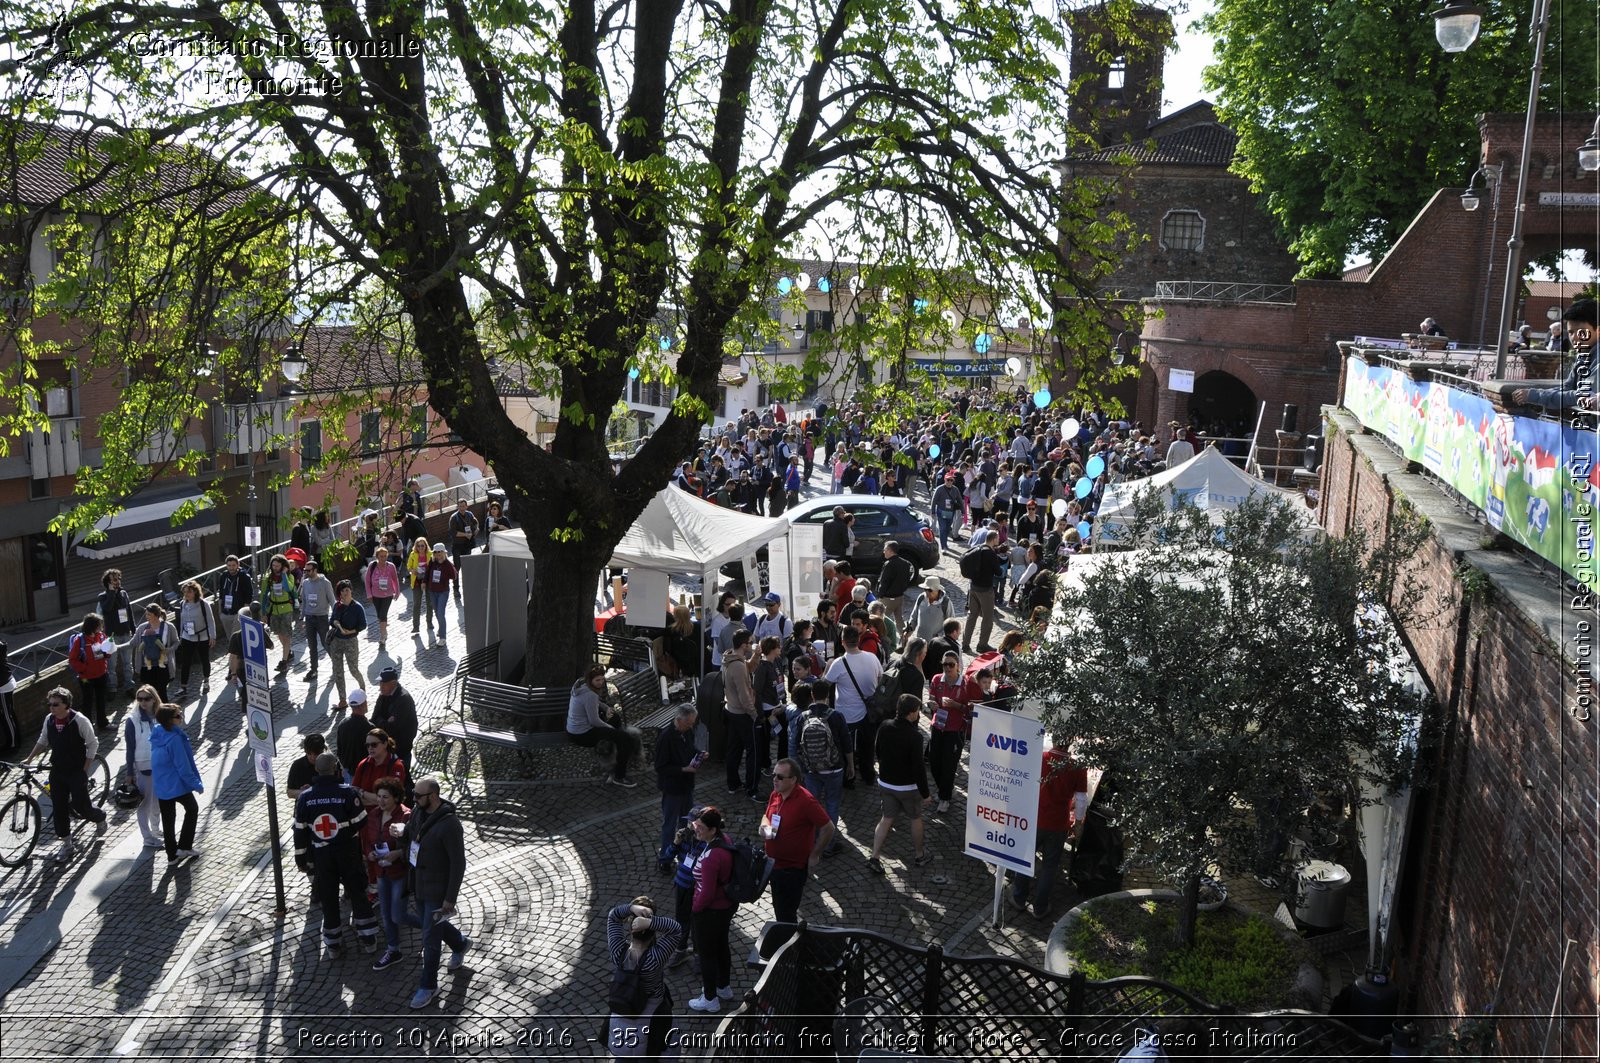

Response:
(150, 703), (204, 864)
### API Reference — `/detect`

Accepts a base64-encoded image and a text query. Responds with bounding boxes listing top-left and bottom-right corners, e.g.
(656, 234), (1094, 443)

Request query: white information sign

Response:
(254, 751), (275, 787)
(789, 523), (824, 620)
(246, 706), (277, 761)
(1169, 368), (1196, 393)
(964, 706), (1045, 874)
(766, 533), (793, 613)
(244, 525), (262, 547)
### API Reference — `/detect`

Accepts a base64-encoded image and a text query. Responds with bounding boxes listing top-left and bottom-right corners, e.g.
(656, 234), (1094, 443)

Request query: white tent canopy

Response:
(488, 486), (787, 583)
(1096, 446), (1308, 546)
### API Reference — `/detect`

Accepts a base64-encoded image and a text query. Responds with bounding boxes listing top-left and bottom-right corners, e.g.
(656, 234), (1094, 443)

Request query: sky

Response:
(1162, 1), (1216, 113)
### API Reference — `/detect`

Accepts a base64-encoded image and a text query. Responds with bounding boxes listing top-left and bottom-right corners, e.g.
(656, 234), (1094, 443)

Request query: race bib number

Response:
(183, 621), (196, 636)
(376, 578), (390, 592)
(934, 707), (949, 730)
(768, 813), (781, 833)
(304, 593), (318, 610)
(117, 609), (129, 624)
(409, 841), (420, 864)
(222, 595), (233, 611)
(431, 570), (443, 584)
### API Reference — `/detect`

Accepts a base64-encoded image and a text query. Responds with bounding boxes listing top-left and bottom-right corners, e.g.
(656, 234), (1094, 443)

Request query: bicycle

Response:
(0, 756), (112, 867)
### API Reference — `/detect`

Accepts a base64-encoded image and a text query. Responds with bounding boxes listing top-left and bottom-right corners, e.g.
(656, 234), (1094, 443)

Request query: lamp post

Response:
(1433, 0), (1552, 377)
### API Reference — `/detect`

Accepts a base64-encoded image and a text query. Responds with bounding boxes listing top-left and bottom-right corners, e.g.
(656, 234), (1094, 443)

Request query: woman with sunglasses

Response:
(605, 894), (683, 1060)
(121, 685), (162, 847)
(352, 728), (408, 808)
(363, 776), (412, 972)
(927, 653), (982, 814)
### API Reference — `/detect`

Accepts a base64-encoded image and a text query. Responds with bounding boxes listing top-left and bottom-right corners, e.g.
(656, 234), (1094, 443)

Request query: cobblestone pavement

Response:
(0, 469), (1363, 1061)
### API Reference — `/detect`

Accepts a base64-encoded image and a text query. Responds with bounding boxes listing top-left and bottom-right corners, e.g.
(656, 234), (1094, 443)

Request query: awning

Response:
(75, 492), (220, 560)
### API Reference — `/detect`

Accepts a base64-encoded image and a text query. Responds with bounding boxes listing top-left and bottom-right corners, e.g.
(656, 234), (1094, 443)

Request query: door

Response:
(845, 505), (894, 571)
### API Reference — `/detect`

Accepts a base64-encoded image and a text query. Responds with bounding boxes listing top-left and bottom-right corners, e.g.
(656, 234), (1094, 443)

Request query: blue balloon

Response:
(1086, 455), (1105, 479)
(1074, 476), (1092, 499)
(627, 366), (640, 380)
(658, 334), (672, 351)
(975, 332), (992, 354)
(928, 444), (941, 459)
(777, 276), (793, 294)
(913, 298), (929, 314)
(817, 276), (831, 293)
(1032, 389), (1052, 408)
(1077, 520), (1092, 540)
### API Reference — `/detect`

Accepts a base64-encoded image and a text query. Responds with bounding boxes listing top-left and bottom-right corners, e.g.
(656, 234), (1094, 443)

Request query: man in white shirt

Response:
(751, 592), (791, 641)
(1164, 421), (1196, 466)
(823, 627), (882, 792)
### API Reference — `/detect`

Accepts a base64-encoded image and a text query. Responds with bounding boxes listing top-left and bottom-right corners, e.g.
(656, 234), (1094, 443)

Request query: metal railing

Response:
(1154, 280), (1297, 304)
(1, 476), (497, 687)
(1356, 343), (1547, 384)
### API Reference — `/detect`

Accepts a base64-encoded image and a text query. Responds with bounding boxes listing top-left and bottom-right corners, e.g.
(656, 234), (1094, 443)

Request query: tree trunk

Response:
(1177, 871), (1201, 949)
(521, 535), (612, 687)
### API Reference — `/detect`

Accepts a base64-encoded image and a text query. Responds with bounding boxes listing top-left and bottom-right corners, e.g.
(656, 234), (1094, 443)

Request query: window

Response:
(801, 310), (834, 349)
(715, 386), (728, 418)
(410, 403), (429, 449)
(1107, 56), (1126, 91)
(360, 411), (381, 458)
(850, 507), (891, 531)
(300, 419), (322, 466)
(1160, 210), (1205, 252)
(629, 379), (675, 408)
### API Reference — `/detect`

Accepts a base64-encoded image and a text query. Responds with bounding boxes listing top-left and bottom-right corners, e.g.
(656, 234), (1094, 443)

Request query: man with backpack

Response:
(823, 627), (880, 787)
(960, 530), (1005, 654)
(796, 679), (850, 855)
(97, 568), (138, 694)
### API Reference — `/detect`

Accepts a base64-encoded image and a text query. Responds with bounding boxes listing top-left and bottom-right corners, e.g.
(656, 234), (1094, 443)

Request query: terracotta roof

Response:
(1, 121), (258, 212)
(1526, 280), (1593, 298)
(1075, 121), (1238, 167)
(297, 325), (422, 393)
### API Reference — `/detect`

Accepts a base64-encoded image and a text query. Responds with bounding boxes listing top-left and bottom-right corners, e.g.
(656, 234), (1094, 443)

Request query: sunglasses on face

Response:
(136, 695), (155, 702)
(366, 742), (382, 748)
(773, 772), (794, 781)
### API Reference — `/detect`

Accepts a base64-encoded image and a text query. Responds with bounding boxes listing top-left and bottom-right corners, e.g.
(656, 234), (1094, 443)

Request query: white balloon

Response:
(1062, 418), (1080, 439)
(1050, 498), (1069, 519)
(796, 271), (811, 291)
(1004, 356), (1023, 377)
(850, 274), (862, 292)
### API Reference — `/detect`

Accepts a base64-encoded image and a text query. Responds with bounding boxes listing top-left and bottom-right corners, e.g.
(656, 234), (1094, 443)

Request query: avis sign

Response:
(964, 706), (1045, 873)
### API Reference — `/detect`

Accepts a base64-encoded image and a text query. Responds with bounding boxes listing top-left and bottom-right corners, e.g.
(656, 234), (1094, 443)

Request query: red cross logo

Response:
(312, 814), (340, 840)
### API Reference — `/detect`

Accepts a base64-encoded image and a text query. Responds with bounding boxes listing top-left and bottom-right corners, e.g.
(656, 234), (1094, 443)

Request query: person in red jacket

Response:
(66, 613), (115, 730)
(1009, 744), (1090, 918)
(926, 653), (984, 813)
(685, 807), (735, 1013)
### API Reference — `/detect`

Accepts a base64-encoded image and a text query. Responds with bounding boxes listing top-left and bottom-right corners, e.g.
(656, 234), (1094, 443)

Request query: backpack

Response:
(720, 838), (769, 905)
(959, 546), (984, 580)
(607, 959), (650, 1018)
(869, 660), (903, 723)
(799, 711), (843, 773)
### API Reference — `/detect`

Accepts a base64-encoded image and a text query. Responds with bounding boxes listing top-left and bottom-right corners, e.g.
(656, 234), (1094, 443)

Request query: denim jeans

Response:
(400, 897), (466, 991)
(428, 591), (451, 636)
(376, 875), (410, 949)
(304, 615), (330, 665)
(935, 512), (955, 551)
(659, 790), (694, 863)
(803, 769), (844, 836)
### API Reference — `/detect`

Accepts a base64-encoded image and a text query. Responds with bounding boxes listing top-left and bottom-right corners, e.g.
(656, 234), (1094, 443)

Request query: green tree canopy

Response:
(0, 0), (1142, 683)
(1201, 0), (1598, 277)
(1013, 492), (1436, 944)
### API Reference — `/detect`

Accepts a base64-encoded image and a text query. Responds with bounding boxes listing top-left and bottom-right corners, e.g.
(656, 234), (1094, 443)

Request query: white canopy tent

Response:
(1095, 446), (1310, 547)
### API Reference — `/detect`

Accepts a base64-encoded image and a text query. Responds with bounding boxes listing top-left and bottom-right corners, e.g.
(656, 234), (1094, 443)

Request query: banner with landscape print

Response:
(1344, 354), (1599, 586)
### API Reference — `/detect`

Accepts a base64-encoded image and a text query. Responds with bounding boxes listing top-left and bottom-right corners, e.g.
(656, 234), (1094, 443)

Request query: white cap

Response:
(349, 689), (368, 706)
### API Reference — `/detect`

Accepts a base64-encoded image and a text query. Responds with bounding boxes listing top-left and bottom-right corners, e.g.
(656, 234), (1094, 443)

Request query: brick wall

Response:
(1322, 408), (1597, 1059)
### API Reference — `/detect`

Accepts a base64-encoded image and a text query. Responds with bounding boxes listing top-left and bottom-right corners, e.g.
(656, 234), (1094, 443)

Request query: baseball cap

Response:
(378, 666), (400, 683)
(762, 592), (781, 605)
(348, 688), (368, 705)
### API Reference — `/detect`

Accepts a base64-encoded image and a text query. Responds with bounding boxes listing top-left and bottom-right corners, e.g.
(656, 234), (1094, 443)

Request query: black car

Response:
(723, 494), (940, 591)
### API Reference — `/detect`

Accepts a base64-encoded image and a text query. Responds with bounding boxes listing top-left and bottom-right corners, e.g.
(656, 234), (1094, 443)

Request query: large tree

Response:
(0, 1), (1144, 684)
(1201, 0), (1598, 277)
(1013, 492), (1436, 946)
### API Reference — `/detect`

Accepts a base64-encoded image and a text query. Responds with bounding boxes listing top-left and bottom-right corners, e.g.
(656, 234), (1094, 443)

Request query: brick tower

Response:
(1065, 2), (1174, 150)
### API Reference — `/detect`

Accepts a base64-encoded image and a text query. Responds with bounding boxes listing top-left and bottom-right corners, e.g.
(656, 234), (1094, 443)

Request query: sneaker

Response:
(49, 841), (73, 863)
(175, 686), (188, 699)
(749, 791), (763, 802)
(607, 777), (638, 789)
(716, 986), (733, 1001)
(866, 857), (885, 875)
(409, 988), (435, 1009)
(914, 853), (934, 867)
(822, 846), (841, 859)
(447, 937), (471, 971)
(373, 948), (403, 971)
(726, 785), (742, 794)
(936, 800), (950, 814)
(176, 848), (198, 860)
(94, 814), (109, 835)
(687, 995), (721, 1013)
(201, 681), (210, 695)
(142, 837), (162, 848)
(362, 936), (378, 954)
(324, 945), (344, 961)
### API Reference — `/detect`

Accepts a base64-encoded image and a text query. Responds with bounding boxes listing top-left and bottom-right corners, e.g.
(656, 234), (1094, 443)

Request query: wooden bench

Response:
(434, 676), (570, 793)
(594, 632), (653, 673)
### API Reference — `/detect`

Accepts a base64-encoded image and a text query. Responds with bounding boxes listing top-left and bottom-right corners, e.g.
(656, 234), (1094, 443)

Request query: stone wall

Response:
(1321, 407), (1597, 1059)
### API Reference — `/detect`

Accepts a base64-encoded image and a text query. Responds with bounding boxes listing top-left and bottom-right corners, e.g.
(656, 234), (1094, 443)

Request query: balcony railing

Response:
(213, 398), (292, 455)
(1153, 280), (1297, 304)
(135, 427), (181, 465)
(28, 416), (81, 478)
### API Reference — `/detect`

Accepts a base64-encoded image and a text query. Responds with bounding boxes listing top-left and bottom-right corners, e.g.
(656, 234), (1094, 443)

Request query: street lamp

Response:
(1434, 0), (1551, 376)
(1431, 3), (1484, 52)
(1581, 117), (1600, 172)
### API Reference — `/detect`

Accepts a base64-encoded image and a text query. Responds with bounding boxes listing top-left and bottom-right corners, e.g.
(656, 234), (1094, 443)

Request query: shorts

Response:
(880, 788), (923, 822)
(372, 597), (393, 621)
(268, 611), (294, 641)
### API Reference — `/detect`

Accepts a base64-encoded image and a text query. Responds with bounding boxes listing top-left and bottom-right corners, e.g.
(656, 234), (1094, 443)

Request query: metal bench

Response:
(594, 632), (653, 672)
(453, 641), (501, 698)
(434, 676), (570, 792)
